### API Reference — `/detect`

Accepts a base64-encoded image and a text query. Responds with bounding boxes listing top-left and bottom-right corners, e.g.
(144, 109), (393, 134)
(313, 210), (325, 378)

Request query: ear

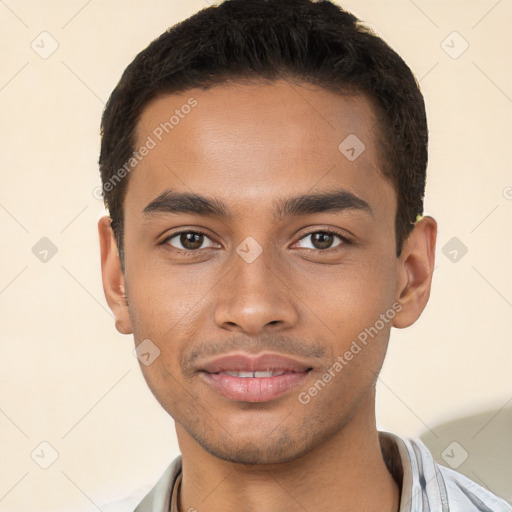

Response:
(98, 216), (132, 335)
(392, 216), (437, 329)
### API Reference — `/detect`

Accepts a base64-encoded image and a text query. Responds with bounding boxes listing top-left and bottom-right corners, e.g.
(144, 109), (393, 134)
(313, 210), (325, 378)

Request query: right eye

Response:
(162, 230), (218, 253)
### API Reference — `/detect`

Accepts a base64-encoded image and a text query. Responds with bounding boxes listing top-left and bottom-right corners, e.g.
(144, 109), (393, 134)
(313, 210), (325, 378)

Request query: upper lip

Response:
(200, 353), (312, 373)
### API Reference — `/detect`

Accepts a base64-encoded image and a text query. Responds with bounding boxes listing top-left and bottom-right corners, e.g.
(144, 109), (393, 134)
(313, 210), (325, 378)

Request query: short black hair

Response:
(99, 0), (428, 269)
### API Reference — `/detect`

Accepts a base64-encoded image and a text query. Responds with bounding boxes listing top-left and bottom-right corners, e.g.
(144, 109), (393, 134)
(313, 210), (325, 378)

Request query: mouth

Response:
(214, 370), (290, 378)
(198, 353), (313, 402)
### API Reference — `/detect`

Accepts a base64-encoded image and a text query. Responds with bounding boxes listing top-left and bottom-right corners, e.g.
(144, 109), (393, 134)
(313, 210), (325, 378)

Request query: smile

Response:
(200, 370), (311, 402)
(216, 370), (287, 377)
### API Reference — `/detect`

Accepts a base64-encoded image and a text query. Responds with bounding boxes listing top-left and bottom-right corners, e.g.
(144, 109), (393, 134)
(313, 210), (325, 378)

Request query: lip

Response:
(198, 352), (312, 402)
(199, 353), (312, 373)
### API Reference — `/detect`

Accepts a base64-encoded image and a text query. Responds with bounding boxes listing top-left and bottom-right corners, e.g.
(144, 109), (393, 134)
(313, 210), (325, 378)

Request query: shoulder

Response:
(100, 456), (182, 512)
(436, 463), (512, 512)
(100, 487), (152, 512)
(381, 431), (512, 512)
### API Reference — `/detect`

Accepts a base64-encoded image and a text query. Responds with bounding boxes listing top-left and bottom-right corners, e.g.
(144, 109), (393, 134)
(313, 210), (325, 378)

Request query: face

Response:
(99, 80), (434, 465)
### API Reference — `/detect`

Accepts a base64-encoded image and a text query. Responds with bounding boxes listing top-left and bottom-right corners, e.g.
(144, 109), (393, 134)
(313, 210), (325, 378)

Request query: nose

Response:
(213, 244), (299, 335)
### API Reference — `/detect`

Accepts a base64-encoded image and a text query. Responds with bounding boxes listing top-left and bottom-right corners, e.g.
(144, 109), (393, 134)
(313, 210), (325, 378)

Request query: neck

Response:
(175, 393), (400, 512)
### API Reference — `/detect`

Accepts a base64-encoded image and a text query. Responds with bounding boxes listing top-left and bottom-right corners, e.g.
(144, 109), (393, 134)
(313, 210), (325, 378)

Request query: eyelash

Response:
(159, 229), (352, 257)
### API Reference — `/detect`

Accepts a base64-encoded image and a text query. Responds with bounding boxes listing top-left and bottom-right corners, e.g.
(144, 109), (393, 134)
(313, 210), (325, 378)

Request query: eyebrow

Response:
(142, 188), (373, 220)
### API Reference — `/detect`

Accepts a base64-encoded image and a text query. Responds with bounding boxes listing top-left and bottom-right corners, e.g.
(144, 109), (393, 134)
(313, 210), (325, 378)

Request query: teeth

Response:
(220, 371), (287, 378)
(225, 371), (254, 378)
(255, 371), (285, 377)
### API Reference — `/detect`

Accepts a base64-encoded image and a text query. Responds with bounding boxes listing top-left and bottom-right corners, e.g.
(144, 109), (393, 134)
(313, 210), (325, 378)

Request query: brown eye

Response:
(180, 232), (204, 250)
(165, 231), (216, 251)
(296, 231), (347, 250)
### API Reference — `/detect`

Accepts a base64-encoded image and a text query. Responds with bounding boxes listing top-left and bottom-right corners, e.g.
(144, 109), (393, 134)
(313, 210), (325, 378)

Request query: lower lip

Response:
(200, 371), (310, 402)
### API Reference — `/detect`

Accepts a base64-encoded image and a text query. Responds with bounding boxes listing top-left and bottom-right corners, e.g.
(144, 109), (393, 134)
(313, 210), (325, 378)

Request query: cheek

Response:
(308, 262), (398, 396)
(299, 265), (397, 409)
(124, 265), (212, 406)
(125, 252), (211, 336)
(303, 255), (397, 333)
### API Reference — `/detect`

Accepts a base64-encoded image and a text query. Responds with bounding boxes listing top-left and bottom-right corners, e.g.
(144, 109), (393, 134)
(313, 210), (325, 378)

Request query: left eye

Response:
(295, 231), (347, 250)
(164, 231), (216, 251)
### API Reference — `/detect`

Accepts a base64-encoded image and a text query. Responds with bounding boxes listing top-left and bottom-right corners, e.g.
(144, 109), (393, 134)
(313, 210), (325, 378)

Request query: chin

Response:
(190, 427), (318, 466)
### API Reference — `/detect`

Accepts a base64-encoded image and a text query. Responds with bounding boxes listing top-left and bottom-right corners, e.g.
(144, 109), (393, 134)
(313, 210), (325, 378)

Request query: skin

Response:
(99, 80), (436, 512)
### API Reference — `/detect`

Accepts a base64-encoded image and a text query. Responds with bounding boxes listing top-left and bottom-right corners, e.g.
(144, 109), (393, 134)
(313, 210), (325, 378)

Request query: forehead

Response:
(126, 80), (395, 221)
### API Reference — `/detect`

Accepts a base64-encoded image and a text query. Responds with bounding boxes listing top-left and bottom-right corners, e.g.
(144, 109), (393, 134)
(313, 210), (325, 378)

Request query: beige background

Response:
(0, 0), (511, 510)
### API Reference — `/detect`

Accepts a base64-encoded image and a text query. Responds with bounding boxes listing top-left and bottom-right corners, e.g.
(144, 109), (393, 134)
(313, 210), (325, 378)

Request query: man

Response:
(97, 0), (511, 510)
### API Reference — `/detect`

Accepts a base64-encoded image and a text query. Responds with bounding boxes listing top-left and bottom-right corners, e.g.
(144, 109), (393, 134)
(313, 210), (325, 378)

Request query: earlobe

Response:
(392, 216), (437, 329)
(98, 216), (133, 335)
